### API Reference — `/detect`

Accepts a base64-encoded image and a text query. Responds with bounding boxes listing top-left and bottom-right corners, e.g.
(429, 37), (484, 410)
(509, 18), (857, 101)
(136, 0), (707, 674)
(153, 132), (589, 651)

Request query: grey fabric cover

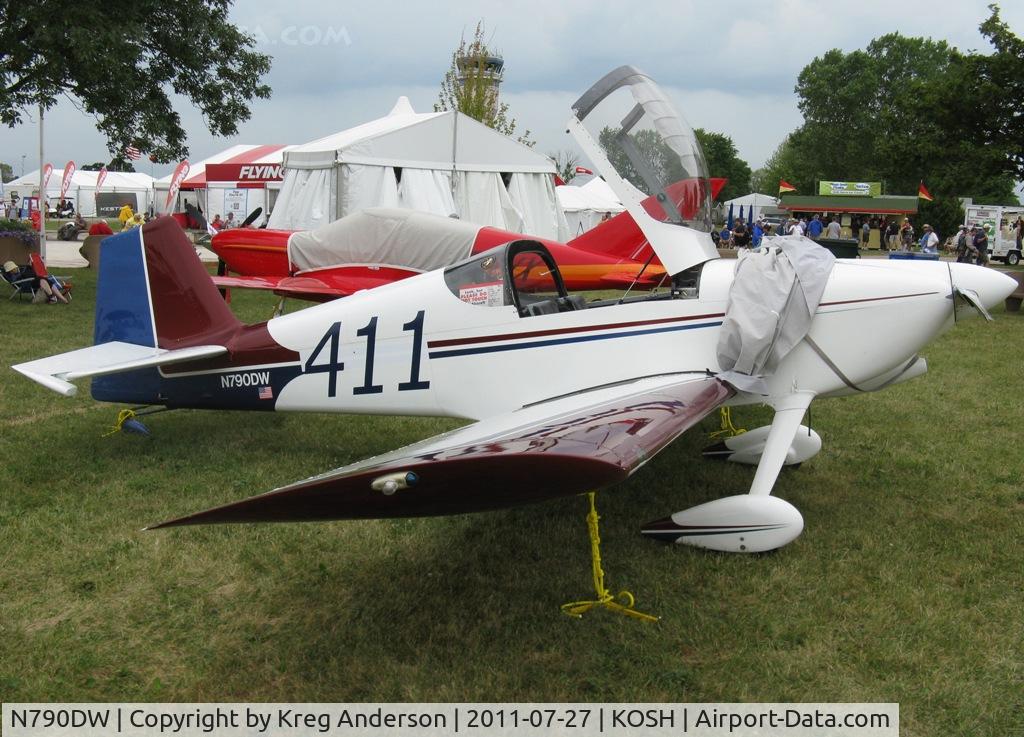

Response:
(716, 235), (835, 393)
(287, 208), (482, 273)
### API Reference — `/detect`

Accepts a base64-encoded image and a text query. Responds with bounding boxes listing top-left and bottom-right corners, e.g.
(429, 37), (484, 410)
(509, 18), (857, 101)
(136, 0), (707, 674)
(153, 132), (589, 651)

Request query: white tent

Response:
(723, 192), (779, 222)
(556, 177), (626, 236)
(270, 97), (568, 241)
(7, 169), (154, 217)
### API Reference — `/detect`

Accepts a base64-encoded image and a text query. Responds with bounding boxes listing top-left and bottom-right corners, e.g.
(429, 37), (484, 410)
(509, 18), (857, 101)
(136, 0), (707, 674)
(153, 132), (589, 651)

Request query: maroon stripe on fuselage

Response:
(820, 291), (940, 307)
(427, 312), (727, 348)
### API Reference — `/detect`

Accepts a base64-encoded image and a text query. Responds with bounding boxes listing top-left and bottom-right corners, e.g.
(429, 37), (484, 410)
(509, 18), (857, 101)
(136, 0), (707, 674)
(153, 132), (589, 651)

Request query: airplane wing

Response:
(212, 266), (422, 302)
(149, 374), (733, 528)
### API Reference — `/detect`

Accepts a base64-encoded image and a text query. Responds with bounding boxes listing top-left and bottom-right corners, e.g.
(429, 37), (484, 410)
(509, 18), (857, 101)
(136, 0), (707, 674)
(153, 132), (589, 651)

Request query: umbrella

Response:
(727, 203), (734, 230)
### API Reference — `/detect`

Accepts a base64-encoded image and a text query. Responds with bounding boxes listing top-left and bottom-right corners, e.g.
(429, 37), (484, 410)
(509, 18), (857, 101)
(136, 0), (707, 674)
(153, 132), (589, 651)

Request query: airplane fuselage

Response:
(142, 257), (961, 417)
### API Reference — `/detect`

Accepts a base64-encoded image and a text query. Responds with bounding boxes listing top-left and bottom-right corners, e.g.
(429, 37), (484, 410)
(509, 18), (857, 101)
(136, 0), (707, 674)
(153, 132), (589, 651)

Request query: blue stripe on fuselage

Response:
(157, 364), (304, 410)
(428, 320), (723, 359)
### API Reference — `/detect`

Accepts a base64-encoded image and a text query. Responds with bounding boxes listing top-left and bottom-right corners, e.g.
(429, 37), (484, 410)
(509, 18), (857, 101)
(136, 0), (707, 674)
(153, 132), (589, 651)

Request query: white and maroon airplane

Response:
(13, 67), (1014, 557)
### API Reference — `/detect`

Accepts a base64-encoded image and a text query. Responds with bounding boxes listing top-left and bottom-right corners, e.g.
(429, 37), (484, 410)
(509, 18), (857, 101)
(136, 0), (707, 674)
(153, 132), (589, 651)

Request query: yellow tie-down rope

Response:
(561, 492), (659, 623)
(102, 408), (139, 437)
(708, 406), (746, 440)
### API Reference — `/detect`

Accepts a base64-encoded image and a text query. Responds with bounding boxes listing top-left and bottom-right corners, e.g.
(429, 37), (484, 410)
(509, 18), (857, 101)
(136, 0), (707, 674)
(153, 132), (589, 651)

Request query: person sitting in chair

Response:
(3, 260), (69, 304)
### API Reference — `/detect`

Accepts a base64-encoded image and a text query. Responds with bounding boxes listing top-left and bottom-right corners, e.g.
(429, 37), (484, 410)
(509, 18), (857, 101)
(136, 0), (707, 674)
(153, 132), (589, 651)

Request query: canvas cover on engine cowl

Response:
(716, 235), (835, 393)
(287, 208), (482, 273)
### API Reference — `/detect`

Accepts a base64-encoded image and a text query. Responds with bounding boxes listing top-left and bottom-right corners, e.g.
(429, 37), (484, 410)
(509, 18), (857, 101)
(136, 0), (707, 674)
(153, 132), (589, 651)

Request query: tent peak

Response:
(388, 96), (416, 116)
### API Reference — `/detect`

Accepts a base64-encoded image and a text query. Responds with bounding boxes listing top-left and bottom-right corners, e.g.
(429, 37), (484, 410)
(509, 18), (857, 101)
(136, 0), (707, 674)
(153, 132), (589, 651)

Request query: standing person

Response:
(825, 216), (842, 239)
(861, 220), (871, 247)
(118, 203), (133, 227)
(1015, 216), (1023, 254)
(732, 218), (751, 248)
(807, 213), (824, 240)
(900, 218), (915, 250)
(955, 226), (974, 262)
(973, 224), (989, 266)
(884, 220), (897, 251)
(788, 218), (802, 236)
(919, 224), (939, 253)
(752, 218), (765, 248)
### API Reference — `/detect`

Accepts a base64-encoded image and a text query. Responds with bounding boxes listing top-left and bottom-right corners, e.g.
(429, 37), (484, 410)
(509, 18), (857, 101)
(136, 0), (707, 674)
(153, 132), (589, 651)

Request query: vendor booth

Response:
(270, 97), (568, 240)
(6, 169), (155, 218)
(154, 144), (294, 223)
(779, 182), (918, 247)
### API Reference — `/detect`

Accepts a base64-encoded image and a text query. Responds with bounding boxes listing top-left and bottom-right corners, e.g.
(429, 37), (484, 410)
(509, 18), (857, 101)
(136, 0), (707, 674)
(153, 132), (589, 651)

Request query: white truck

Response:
(965, 203), (1024, 265)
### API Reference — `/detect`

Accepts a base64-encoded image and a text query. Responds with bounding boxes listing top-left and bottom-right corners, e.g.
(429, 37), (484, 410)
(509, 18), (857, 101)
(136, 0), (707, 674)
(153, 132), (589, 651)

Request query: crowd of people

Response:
(713, 211), (1011, 268)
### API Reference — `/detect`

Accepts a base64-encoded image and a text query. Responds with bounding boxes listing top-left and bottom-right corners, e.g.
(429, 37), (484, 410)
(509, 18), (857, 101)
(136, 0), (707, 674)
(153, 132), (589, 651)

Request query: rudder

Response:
(91, 217), (240, 404)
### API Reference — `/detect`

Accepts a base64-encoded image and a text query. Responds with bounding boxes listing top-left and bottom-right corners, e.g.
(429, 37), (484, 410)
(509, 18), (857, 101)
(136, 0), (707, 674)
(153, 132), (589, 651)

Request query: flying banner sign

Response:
(96, 165), (108, 190)
(165, 160), (190, 212)
(42, 163), (53, 190)
(818, 181), (881, 197)
(206, 163), (284, 184)
(60, 161), (76, 201)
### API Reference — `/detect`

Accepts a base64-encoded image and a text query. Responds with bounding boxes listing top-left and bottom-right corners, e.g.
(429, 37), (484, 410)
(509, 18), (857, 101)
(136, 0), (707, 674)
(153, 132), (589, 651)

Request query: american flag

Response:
(258, 386), (274, 400)
(124, 145), (142, 160)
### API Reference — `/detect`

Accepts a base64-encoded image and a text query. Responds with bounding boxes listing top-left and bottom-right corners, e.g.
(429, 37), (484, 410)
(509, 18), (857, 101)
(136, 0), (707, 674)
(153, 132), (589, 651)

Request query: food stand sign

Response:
(818, 181), (882, 197)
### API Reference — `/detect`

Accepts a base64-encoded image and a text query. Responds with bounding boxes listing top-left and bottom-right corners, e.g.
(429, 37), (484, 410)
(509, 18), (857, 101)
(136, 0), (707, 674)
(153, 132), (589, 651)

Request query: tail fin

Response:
(92, 217), (240, 403)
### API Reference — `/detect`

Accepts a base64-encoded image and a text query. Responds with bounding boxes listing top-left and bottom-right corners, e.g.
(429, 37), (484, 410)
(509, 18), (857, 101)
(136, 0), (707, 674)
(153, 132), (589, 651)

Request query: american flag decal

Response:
(124, 145), (142, 160)
(258, 386), (273, 400)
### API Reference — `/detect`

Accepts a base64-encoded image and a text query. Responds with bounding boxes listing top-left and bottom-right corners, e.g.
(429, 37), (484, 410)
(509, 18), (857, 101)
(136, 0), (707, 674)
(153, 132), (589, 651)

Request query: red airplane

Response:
(209, 178), (727, 301)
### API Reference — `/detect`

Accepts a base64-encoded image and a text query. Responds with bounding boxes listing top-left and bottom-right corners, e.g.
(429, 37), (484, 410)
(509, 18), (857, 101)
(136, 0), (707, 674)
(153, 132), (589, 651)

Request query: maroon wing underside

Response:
(149, 377), (733, 528)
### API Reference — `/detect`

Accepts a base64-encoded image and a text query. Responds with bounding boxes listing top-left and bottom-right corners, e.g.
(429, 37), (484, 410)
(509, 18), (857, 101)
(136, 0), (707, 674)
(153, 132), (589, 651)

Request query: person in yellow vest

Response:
(118, 203), (134, 227)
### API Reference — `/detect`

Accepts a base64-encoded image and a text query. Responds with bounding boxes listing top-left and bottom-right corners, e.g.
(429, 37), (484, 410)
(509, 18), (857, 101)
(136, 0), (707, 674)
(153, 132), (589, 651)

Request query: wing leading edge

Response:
(149, 374), (733, 528)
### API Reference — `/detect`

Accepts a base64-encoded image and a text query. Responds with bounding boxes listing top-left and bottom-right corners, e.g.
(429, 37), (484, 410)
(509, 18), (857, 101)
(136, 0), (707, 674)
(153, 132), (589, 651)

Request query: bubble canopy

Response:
(572, 66), (714, 234)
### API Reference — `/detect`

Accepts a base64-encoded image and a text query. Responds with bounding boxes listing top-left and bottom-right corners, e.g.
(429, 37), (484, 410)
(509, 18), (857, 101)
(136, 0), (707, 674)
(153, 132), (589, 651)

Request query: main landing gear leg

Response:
(561, 492), (659, 623)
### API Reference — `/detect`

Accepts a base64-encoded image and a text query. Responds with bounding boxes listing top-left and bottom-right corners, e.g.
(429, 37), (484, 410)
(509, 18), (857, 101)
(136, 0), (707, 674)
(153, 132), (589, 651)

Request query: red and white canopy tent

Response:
(154, 144), (294, 223)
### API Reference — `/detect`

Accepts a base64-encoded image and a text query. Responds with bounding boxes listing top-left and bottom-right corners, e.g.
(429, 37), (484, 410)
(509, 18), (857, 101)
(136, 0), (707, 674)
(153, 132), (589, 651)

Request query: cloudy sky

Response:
(4, 0), (1021, 180)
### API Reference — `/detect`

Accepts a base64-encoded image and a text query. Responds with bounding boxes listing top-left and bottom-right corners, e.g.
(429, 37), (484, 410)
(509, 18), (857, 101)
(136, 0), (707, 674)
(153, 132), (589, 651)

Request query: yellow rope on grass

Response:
(561, 492), (659, 623)
(102, 409), (138, 437)
(708, 406), (746, 440)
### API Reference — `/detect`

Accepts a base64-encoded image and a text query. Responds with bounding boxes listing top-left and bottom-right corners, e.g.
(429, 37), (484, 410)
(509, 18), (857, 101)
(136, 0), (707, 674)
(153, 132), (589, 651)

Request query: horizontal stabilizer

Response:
(13, 342), (227, 397)
(149, 374), (733, 527)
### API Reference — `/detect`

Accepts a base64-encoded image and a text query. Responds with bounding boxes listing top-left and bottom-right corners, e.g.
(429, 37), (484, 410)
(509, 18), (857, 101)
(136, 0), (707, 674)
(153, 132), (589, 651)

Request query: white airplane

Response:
(13, 66), (1014, 560)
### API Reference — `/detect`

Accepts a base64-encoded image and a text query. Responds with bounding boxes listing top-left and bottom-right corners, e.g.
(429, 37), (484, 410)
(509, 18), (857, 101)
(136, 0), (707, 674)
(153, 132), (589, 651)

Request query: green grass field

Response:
(1, 266), (1021, 736)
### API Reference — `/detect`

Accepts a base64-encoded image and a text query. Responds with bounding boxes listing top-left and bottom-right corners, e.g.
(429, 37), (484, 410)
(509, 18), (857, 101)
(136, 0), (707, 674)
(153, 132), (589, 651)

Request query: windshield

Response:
(572, 67), (713, 233)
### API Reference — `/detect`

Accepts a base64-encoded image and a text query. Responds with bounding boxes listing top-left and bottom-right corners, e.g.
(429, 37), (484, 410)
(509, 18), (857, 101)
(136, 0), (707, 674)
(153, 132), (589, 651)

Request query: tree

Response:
(550, 150), (580, 184)
(790, 21), (1020, 238)
(751, 133), (811, 195)
(598, 126), (750, 202)
(974, 4), (1024, 180)
(436, 22), (532, 145)
(694, 128), (751, 202)
(80, 159), (135, 172)
(0, 161), (13, 182)
(0, 0), (271, 163)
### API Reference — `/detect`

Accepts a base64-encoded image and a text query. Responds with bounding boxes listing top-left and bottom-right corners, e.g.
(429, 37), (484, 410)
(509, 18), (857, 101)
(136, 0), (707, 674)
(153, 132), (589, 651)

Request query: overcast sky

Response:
(4, 0), (1021, 181)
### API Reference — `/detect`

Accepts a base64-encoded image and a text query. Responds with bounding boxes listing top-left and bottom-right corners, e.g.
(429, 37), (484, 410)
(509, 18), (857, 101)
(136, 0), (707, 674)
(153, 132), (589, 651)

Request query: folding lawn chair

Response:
(3, 265), (39, 301)
(29, 253), (73, 302)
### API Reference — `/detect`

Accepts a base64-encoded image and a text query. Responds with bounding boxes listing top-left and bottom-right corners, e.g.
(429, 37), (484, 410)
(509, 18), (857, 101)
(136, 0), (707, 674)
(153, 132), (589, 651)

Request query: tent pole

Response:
(38, 102), (46, 262)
